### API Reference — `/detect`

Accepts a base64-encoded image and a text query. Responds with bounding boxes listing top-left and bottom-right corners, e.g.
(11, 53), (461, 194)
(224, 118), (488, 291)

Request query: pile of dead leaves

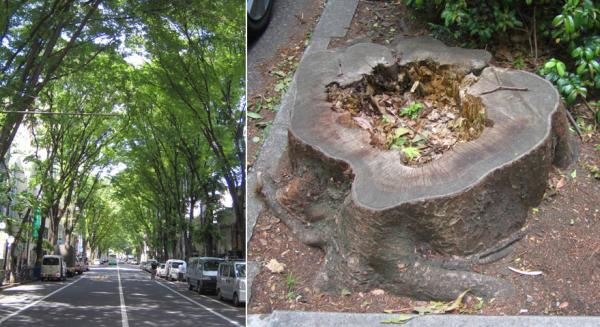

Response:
(327, 60), (487, 166)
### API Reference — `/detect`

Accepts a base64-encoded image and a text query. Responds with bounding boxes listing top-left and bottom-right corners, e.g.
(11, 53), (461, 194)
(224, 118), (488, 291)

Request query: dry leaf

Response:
(265, 259), (286, 273)
(371, 289), (386, 296)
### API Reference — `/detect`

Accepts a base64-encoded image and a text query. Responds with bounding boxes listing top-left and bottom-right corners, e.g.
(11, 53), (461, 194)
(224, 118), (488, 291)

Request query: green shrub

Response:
(406, 0), (599, 111)
(541, 0), (599, 105)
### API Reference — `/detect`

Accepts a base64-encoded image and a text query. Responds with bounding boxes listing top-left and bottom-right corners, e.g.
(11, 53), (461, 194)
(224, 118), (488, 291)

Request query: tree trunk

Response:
(262, 37), (576, 301)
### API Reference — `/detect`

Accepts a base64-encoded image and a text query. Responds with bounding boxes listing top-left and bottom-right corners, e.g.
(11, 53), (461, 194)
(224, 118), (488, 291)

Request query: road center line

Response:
(117, 264), (130, 327)
(154, 279), (242, 326)
(0, 276), (85, 324)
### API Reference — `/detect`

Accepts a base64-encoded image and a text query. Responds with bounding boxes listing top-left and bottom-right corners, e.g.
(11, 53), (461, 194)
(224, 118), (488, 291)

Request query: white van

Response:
(216, 260), (246, 307)
(41, 255), (67, 281)
(165, 259), (186, 281)
(186, 257), (223, 294)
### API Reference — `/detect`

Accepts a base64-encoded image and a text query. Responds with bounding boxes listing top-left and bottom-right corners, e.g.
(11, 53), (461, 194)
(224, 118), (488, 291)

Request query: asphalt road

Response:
(247, 0), (322, 96)
(0, 264), (245, 327)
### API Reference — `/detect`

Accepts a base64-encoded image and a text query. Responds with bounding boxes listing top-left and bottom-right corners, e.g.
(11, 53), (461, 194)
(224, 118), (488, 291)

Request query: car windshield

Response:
(236, 264), (246, 277)
(43, 257), (59, 265)
(203, 261), (220, 271)
(171, 262), (181, 268)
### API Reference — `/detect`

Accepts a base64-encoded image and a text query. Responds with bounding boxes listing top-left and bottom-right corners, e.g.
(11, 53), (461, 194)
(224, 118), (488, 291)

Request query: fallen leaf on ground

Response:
(508, 266), (543, 276)
(265, 259), (286, 273)
(412, 289), (470, 314)
(371, 289), (386, 296)
(381, 314), (413, 324)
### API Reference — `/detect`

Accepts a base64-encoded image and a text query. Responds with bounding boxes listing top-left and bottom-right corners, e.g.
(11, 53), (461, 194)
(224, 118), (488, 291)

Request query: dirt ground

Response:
(248, 0), (600, 316)
(247, 0), (325, 168)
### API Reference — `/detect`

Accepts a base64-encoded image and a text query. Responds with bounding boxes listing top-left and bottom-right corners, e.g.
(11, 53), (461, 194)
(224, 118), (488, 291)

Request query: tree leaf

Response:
(556, 61), (566, 77)
(381, 315), (413, 324)
(247, 112), (263, 119)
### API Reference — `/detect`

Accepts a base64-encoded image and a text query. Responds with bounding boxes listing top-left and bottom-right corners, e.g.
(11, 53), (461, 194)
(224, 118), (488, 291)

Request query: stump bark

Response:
(261, 37), (575, 301)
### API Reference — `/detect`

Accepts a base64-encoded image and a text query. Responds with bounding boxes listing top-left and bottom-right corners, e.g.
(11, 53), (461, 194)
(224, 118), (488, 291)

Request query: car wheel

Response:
(217, 289), (223, 301)
(247, 0), (274, 35)
(233, 293), (240, 307)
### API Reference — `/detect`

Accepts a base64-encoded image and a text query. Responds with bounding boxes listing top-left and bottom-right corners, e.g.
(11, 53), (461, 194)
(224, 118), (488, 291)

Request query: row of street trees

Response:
(0, 0), (244, 282)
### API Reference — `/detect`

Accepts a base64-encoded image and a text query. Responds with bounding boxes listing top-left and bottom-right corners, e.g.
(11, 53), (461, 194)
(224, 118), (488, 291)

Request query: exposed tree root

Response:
(256, 172), (327, 247)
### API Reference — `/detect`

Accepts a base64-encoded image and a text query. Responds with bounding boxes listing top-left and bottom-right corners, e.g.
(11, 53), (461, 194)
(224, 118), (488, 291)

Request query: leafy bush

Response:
(540, 0), (600, 106)
(406, 0), (599, 113)
(405, 1), (560, 46)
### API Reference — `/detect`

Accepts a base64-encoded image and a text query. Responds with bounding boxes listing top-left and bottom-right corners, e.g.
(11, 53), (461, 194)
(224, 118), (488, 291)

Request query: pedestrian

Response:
(151, 261), (158, 280)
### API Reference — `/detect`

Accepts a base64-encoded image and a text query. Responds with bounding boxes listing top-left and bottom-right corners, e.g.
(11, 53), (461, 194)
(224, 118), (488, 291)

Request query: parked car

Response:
(247, 0), (274, 35)
(80, 257), (89, 271)
(157, 263), (167, 278)
(67, 256), (84, 276)
(130, 259), (138, 265)
(165, 259), (186, 281)
(41, 255), (67, 281)
(216, 260), (246, 307)
(186, 257), (223, 294)
(93, 258), (101, 265)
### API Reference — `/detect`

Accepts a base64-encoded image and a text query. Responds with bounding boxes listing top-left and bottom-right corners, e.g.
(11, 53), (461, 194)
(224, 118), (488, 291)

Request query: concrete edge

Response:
(248, 311), (600, 327)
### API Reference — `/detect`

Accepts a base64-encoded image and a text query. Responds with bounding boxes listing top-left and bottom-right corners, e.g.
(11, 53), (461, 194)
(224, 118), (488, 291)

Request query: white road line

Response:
(117, 264), (130, 327)
(154, 280), (242, 327)
(0, 276), (85, 324)
(163, 279), (238, 310)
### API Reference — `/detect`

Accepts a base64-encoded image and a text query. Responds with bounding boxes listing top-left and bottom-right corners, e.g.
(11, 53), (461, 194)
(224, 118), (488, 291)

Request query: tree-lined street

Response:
(1, 0), (245, 289)
(0, 263), (244, 327)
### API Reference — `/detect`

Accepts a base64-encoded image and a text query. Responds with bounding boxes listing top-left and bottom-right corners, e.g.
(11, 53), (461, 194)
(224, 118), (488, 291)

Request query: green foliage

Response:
(541, 0), (600, 104)
(405, 0), (599, 106)
(400, 102), (424, 120)
(285, 273), (298, 301)
(405, 0), (539, 46)
(402, 146), (421, 161)
(539, 58), (588, 104)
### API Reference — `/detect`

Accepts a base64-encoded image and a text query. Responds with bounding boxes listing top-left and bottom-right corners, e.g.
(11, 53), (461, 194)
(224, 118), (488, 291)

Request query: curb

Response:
(248, 311), (600, 327)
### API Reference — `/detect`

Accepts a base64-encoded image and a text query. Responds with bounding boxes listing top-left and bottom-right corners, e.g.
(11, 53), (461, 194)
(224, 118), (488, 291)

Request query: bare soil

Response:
(249, 0), (600, 316)
(247, 0), (325, 168)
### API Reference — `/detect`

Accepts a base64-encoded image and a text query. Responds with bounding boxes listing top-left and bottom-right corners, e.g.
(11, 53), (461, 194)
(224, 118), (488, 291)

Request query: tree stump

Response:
(260, 37), (575, 301)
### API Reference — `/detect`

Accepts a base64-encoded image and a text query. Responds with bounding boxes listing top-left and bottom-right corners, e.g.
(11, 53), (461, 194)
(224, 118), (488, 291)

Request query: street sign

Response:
(32, 207), (41, 238)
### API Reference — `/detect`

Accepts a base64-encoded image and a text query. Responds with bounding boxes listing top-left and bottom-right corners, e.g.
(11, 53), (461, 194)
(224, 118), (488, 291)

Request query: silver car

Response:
(216, 261), (246, 307)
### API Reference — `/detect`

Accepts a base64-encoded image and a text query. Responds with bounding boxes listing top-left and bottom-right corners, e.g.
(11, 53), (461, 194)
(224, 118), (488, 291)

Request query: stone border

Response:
(248, 311), (600, 327)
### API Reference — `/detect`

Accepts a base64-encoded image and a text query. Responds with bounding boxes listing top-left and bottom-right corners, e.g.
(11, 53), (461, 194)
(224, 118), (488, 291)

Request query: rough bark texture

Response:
(260, 37), (576, 301)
